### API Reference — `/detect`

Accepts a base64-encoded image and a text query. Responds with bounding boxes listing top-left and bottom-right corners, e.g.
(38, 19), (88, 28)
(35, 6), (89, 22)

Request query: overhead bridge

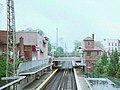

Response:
(53, 57), (81, 61)
(52, 57), (85, 68)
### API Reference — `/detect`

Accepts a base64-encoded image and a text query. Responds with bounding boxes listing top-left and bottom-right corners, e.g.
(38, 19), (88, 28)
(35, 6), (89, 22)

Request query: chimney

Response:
(20, 37), (23, 44)
(92, 34), (94, 40)
(19, 37), (24, 57)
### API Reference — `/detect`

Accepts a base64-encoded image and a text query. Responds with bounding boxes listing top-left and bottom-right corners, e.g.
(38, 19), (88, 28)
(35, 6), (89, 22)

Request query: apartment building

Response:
(0, 30), (48, 60)
(102, 39), (120, 54)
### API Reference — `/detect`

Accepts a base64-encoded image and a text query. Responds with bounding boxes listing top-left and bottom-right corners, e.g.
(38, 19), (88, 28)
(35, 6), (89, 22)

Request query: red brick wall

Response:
(84, 40), (94, 49)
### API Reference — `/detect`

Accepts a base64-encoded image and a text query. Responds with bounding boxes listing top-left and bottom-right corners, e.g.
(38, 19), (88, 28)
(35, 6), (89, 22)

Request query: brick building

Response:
(0, 31), (7, 55)
(83, 34), (102, 72)
(0, 30), (48, 60)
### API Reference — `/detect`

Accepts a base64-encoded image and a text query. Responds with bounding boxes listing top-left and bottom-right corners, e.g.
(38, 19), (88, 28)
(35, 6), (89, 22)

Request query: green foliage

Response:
(107, 63), (116, 76)
(73, 40), (81, 51)
(103, 61), (110, 75)
(0, 55), (26, 77)
(0, 56), (6, 77)
(94, 41), (104, 49)
(116, 68), (120, 78)
(113, 49), (119, 64)
(116, 63), (120, 78)
(108, 49), (119, 76)
(101, 52), (108, 66)
(94, 67), (103, 74)
(95, 59), (102, 66)
(54, 47), (64, 57)
(72, 40), (81, 56)
(91, 50), (120, 84)
(110, 49), (119, 65)
(94, 49), (120, 77)
(94, 59), (103, 74)
(71, 40), (82, 56)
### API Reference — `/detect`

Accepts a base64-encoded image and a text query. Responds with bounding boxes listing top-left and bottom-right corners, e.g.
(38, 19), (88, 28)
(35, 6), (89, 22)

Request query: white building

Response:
(102, 39), (120, 53)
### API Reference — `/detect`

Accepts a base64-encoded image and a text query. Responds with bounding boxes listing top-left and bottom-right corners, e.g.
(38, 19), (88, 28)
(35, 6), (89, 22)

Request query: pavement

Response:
(23, 70), (57, 90)
(75, 68), (91, 90)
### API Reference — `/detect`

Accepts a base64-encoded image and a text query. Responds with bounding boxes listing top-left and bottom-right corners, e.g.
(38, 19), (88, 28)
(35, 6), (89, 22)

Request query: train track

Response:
(58, 69), (76, 90)
(43, 68), (77, 90)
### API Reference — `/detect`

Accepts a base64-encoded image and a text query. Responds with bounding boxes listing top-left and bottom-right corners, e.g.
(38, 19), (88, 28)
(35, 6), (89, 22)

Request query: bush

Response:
(0, 56), (6, 77)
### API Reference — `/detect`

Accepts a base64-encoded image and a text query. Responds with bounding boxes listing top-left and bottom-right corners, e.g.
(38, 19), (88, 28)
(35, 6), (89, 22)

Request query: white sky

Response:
(1, 0), (120, 52)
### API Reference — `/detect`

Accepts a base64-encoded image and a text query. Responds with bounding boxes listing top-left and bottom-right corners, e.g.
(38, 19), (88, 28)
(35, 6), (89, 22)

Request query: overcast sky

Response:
(1, 0), (120, 52)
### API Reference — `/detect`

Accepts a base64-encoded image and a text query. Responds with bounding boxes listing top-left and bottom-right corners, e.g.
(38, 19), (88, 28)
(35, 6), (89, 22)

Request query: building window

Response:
(88, 42), (90, 46)
(109, 43), (110, 46)
(96, 51), (99, 56)
(115, 43), (117, 46)
(87, 51), (91, 56)
(43, 40), (46, 47)
(112, 43), (114, 46)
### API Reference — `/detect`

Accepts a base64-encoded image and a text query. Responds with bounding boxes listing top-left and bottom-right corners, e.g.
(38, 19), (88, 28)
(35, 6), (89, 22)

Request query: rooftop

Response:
(83, 37), (94, 41)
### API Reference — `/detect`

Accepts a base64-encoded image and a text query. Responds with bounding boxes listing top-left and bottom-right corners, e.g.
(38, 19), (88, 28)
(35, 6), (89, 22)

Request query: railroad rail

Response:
(43, 68), (77, 90)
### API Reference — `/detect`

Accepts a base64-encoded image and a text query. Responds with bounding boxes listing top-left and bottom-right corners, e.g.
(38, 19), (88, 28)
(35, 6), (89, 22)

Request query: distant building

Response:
(0, 30), (48, 60)
(0, 30), (7, 55)
(102, 39), (120, 54)
(82, 34), (102, 72)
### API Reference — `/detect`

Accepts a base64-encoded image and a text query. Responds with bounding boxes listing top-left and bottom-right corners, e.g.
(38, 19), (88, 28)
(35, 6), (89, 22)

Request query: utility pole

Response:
(6, 0), (16, 77)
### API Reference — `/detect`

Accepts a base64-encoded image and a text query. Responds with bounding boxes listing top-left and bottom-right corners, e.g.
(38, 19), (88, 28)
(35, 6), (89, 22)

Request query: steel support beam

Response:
(6, 0), (16, 77)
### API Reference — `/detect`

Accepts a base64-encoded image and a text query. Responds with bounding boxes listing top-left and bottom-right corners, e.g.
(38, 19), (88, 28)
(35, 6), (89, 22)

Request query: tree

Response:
(0, 56), (6, 77)
(94, 41), (104, 49)
(94, 52), (108, 74)
(107, 63), (116, 76)
(110, 49), (119, 65)
(113, 49), (119, 64)
(94, 59), (103, 74)
(72, 40), (81, 56)
(103, 62), (109, 75)
(73, 40), (81, 51)
(116, 63), (120, 78)
(54, 47), (64, 57)
(101, 52), (108, 66)
(108, 49), (119, 76)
